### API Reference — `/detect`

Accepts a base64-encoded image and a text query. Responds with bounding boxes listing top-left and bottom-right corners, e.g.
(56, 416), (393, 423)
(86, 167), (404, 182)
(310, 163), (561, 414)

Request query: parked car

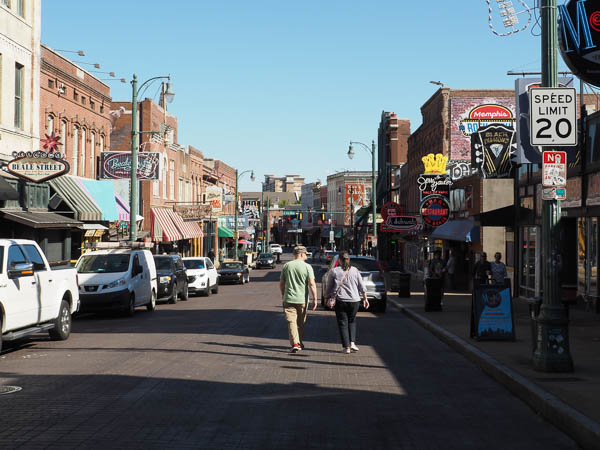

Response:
(218, 261), (250, 284)
(256, 252), (275, 269)
(0, 239), (79, 352)
(183, 256), (219, 296)
(320, 250), (338, 264)
(321, 255), (387, 313)
(153, 254), (189, 303)
(269, 244), (283, 255)
(76, 246), (157, 315)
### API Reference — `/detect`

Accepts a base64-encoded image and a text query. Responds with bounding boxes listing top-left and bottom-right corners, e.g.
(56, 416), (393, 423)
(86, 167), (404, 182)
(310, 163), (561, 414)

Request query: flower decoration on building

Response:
(41, 132), (61, 153)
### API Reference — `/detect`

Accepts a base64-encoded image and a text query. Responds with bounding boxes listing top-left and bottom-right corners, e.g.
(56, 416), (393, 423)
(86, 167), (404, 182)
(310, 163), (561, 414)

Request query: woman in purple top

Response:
(326, 251), (369, 354)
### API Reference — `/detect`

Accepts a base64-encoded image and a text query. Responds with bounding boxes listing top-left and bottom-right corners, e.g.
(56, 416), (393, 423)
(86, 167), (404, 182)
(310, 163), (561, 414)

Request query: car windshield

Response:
(153, 257), (172, 271)
(76, 254), (130, 273)
(259, 253), (273, 258)
(222, 262), (242, 270)
(270, 245), (280, 248)
(184, 259), (205, 270)
(351, 259), (380, 272)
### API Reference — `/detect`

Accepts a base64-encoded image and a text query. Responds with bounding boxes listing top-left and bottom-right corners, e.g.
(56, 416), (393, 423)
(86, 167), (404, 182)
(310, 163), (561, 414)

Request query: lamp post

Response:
(234, 169), (255, 261)
(348, 140), (377, 257)
(129, 74), (174, 242)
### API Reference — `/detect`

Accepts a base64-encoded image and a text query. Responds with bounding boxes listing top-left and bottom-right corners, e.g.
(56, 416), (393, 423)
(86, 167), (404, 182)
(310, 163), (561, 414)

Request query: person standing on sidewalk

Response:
(325, 251), (369, 354)
(445, 249), (456, 291)
(279, 246), (318, 354)
(473, 252), (492, 285)
(490, 252), (508, 285)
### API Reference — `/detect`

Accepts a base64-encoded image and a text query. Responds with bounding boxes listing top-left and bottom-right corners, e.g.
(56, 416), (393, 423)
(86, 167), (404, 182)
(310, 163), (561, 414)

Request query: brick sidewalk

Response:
(387, 274), (600, 450)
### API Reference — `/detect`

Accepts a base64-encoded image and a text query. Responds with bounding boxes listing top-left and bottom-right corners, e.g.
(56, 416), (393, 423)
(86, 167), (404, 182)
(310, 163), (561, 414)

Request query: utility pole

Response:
(533, 0), (573, 372)
(266, 198), (270, 248)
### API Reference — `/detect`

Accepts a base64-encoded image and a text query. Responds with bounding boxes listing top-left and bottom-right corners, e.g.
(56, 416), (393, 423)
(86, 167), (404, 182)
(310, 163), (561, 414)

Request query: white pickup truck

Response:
(0, 239), (79, 352)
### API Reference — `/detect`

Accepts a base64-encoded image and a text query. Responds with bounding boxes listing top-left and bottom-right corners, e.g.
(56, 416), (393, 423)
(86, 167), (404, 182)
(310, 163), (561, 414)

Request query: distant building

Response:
(262, 174), (304, 195)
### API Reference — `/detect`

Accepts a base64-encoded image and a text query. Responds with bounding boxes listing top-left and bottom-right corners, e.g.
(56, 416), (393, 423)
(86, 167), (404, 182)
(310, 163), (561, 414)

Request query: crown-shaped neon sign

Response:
(421, 153), (448, 175)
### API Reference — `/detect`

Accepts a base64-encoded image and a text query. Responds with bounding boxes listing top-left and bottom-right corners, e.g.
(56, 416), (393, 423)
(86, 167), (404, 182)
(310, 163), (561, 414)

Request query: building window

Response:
(90, 132), (95, 179)
(46, 114), (54, 135)
(153, 179), (159, 197)
(60, 120), (67, 155)
(81, 96), (86, 105)
(80, 128), (86, 177)
(178, 178), (184, 202)
(90, 100), (95, 110)
(99, 134), (104, 153)
(72, 125), (79, 175)
(169, 160), (175, 200)
(14, 63), (23, 129)
(48, 78), (54, 89)
(162, 155), (167, 199)
(73, 90), (78, 101)
(16, 0), (23, 18)
(100, 105), (104, 113)
(2, 0), (11, 8)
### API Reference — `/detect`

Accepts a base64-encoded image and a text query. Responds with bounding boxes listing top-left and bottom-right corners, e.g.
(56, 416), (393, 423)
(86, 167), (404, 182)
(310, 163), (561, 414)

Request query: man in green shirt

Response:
(279, 245), (318, 353)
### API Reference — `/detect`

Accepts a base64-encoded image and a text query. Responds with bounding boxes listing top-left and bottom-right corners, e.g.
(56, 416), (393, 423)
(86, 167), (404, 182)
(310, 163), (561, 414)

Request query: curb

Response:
(389, 297), (600, 450)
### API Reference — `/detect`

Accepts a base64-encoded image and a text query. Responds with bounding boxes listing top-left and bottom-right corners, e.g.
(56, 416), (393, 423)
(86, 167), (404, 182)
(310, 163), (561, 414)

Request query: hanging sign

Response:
(470, 125), (516, 178)
(4, 133), (70, 183)
(380, 201), (418, 232)
(559, 0), (600, 87)
(420, 195), (450, 227)
(99, 152), (160, 180)
(470, 283), (515, 341)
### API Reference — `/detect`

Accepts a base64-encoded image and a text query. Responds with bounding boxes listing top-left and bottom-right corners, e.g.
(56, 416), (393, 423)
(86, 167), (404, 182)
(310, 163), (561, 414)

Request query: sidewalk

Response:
(387, 274), (600, 450)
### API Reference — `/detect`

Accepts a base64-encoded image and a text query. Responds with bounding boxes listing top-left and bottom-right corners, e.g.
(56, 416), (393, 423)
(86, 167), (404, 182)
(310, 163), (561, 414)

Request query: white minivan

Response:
(75, 248), (157, 315)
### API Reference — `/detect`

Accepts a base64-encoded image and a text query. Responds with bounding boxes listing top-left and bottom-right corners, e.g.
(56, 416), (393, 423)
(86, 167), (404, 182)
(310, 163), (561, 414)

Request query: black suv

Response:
(154, 254), (188, 303)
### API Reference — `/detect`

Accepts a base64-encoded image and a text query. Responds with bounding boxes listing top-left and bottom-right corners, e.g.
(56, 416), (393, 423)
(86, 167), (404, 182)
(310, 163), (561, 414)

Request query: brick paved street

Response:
(0, 256), (578, 449)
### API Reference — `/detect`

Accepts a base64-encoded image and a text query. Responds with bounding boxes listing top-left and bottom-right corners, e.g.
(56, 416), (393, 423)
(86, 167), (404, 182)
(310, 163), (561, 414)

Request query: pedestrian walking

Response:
(427, 250), (445, 279)
(207, 249), (215, 264)
(445, 249), (456, 290)
(325, 251), (369, 354)
(473, 252), (492, 285)
(279, 245), (317, 354)
(490, 252), (508, 285)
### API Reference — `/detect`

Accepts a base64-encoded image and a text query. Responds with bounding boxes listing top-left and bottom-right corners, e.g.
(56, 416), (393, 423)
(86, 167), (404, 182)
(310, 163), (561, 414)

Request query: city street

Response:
(0, 254), (577, 449)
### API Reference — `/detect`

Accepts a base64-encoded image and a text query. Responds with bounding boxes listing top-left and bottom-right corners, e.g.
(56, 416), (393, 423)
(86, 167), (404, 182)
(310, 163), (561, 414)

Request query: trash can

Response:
(398, 272), (411, 298)
(528, 297), (541, 354)
(425, 277), (443, 311)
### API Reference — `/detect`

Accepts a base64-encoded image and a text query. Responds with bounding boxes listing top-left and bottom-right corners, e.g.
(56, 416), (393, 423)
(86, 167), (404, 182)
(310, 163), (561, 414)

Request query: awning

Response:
(49, 175), (104, 221)
(77, 223), (108, 230)
(78, 178), (119, 221)
(169, 211), (203, 239)
(0, 176), (19, 201)
(151, 208), (184, 242)
(115, 194), (143, 222)
(218, 226), (234, 238)
(0, 211), (83, 229)
(238, 239), (252, 245)
(430, 220), (480, 243)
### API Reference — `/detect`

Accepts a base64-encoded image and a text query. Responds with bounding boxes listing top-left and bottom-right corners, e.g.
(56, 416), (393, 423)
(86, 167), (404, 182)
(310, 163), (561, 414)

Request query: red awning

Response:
(151, 208), (184, 242)
(169, 211), (203, 239)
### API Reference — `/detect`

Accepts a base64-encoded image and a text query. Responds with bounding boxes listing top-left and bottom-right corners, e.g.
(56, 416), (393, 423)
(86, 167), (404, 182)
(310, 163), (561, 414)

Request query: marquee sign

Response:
(99, 152), (160, 180)
(174, 204), (212, 222)
(4, 133), (70, 183)
(418, 174), (452, 201)
(380, 201), (418, 232)
(559, 0), (600, 87)
(420, 195), (450, 227)
(204, 186), (223, 212)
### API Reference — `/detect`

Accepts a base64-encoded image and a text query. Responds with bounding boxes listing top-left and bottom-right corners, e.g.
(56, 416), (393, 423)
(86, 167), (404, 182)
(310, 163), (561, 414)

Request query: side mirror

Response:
(8, 262), (34, 279)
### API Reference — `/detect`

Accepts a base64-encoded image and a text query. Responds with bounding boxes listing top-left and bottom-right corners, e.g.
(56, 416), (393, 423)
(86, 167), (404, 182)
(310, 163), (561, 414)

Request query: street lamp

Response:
(348, 140), (377, 257)
(130, 74), (175, 242)
(234, 169), (255, 261)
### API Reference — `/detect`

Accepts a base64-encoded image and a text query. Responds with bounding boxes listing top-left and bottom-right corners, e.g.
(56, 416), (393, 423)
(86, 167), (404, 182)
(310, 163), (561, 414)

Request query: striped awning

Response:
(170, 211), (203, 239)
(115, 194), (143, 222)
(151, 208), (184, 242)
(49, 175), (103, 221)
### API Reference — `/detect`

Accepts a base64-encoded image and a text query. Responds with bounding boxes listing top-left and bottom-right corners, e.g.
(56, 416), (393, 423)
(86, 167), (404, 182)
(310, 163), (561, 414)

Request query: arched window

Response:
(80, 128), (86, 177)
(47, 114), (54, 135)
(60, 120), (67, 156)
(90, 132), (96, 179)
(99, 134), (104, 153)
(72, 125), (79, 175)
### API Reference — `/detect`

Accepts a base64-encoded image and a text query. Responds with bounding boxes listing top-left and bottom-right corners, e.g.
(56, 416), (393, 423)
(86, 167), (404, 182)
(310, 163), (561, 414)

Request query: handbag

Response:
(327, 268), (350, 308)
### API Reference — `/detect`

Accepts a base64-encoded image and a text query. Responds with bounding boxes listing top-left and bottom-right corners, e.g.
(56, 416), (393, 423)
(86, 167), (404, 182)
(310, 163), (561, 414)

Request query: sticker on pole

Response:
(529, 88), (577, 146)
(542, 151), (567, 187)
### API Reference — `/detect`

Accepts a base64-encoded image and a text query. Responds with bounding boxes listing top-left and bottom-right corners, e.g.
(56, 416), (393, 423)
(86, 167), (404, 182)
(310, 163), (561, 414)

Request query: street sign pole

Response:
(534, 0), (573, 372)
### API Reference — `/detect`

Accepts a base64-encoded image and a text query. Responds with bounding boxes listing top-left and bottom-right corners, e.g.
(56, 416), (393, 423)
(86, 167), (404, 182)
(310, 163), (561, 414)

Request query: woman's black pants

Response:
(335, 300), (360, 348)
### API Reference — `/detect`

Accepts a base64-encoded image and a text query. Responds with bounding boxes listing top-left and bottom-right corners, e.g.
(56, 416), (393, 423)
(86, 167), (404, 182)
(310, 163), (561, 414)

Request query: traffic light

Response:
(321, 213), (325, 221)
(299, 212), (303, 220)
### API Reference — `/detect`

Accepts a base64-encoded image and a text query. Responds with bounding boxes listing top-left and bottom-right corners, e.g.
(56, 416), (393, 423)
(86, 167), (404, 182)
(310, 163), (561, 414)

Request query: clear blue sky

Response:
(41, 1), (567, 191)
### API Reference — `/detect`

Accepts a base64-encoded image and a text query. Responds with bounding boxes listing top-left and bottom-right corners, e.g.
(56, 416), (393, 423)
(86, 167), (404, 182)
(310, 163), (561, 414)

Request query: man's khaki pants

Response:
(283, 302), (307, 347)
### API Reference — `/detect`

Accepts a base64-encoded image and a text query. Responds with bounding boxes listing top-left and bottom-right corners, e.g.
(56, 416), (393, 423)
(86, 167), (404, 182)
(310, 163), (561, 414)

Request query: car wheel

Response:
(181, 283), (189, 301)
(205, 283), (212, 296)
(126, 294), (136, 317)
(212, 280), (219, 294)
(49, 299), (71, 340)
(169, 283), (178, 304)
(246, 274), (250, 283)
(147, 290), (157, 311)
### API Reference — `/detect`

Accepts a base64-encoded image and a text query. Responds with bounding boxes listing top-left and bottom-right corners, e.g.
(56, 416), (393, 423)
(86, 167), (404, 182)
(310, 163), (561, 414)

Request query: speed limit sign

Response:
(529, 87), (577, 146)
